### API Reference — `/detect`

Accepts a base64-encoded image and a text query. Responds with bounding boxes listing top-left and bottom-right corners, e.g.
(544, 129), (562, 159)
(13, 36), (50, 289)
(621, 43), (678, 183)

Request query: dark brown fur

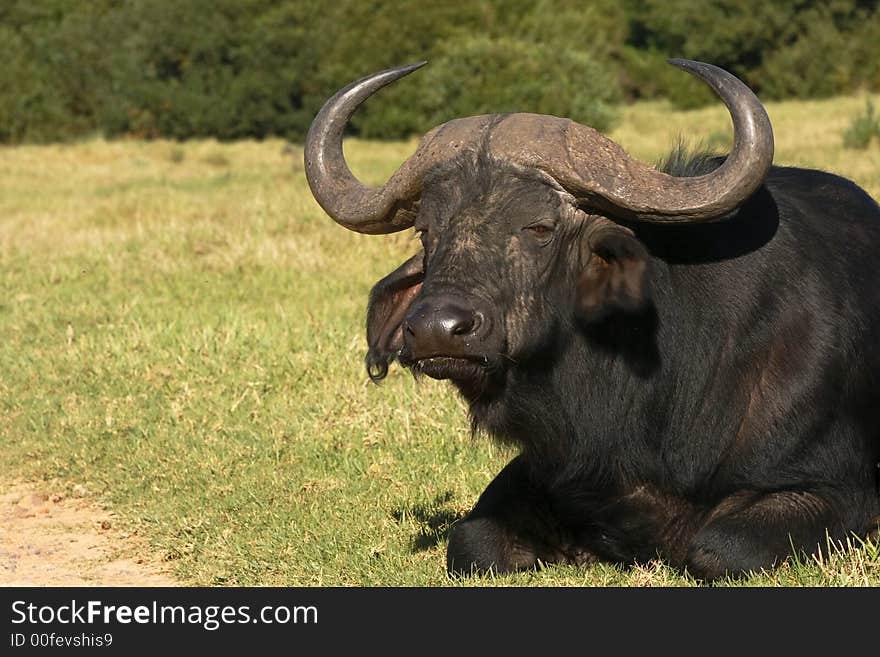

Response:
(365, 149), (880, 580)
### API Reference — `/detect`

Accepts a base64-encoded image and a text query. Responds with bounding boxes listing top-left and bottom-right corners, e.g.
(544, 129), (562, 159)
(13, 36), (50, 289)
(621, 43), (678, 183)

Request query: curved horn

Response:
(304, 62), (431, 234)
(306, 59), (774, 231)
(554, 59), (774, 222)
(305, 63), (506, 234)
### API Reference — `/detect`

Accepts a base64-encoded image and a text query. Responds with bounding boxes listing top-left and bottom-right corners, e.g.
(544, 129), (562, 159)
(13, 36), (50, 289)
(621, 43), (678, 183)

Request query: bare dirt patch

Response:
(0, 480), (177, 586)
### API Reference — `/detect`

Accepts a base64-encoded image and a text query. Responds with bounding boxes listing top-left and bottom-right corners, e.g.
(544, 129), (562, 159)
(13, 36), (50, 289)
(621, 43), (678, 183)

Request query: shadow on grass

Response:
(391, 491), (465, 552)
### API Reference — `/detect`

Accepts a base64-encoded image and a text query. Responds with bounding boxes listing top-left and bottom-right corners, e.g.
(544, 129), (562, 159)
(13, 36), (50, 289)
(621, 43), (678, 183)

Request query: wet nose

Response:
(435, 304), (479, 336)
(403, 299), (483, 359)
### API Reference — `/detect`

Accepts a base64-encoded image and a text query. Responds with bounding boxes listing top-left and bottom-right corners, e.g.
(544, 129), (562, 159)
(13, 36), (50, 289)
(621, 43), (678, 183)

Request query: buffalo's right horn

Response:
(305, 63), (507, 235)
(305, 63), (509, 234)
(538, 59), (775, 222)
(304, 62), (444, 235)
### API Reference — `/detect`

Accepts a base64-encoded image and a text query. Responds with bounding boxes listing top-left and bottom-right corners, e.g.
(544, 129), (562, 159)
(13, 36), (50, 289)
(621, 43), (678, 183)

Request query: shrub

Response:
(0, 0), (879, 143)
(354, 35), (621, 139)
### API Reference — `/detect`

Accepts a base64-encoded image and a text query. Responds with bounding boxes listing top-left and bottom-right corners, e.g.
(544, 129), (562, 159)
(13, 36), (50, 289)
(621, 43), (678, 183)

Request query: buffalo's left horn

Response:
(548, 59), (774, 222)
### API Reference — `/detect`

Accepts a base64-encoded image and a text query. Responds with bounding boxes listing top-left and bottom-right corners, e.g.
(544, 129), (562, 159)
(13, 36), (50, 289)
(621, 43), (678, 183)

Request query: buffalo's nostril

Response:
(437, 306), (478, 337)
(451, 320), (473, 335)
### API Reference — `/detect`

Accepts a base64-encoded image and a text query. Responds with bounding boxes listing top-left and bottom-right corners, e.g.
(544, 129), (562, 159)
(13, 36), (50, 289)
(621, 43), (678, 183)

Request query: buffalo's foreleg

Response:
(685, 489), (859, 581)
(447, 456), (594, 576)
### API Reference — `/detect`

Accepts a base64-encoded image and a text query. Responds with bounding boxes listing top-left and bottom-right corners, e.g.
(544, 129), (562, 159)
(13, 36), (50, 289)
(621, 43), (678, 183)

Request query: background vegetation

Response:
(2, 94), (879, 585)
(1, 0), (879, 143)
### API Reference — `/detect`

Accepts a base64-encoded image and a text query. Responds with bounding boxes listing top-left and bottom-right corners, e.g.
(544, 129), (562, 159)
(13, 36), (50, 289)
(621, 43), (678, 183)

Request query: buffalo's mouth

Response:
(400, 354), (491, 381)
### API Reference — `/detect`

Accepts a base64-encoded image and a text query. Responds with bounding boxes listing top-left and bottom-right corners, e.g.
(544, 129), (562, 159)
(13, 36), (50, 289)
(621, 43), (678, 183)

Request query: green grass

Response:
(2, 95), (879, 586)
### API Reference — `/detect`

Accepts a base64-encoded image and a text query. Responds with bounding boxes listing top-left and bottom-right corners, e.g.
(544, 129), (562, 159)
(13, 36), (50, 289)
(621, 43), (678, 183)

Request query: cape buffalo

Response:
(304, 59), (880, 580)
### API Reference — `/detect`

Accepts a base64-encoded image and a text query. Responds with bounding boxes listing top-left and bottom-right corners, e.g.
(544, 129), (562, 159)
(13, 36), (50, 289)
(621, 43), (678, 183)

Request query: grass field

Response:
(2, 94), (879, 586)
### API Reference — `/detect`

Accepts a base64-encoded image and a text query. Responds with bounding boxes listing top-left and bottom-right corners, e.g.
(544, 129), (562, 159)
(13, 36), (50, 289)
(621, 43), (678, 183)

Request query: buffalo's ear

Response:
(577, 228), (650, 322)
(366, 251), (424, 381)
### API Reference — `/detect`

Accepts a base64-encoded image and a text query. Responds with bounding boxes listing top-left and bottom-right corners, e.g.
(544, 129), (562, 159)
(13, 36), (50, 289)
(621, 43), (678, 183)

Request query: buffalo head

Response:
(304, 60), (774, 397)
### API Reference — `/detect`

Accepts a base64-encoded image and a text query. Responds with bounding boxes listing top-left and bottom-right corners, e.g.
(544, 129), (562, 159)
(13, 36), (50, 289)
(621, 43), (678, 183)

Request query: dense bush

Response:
(0, 0), (878, 143)
(624, 0), (880, 108)
(353, 35), (620, 138)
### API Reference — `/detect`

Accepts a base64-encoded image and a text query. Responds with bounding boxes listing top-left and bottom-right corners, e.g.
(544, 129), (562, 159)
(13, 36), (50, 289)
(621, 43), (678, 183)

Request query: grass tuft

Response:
(842, 99), (880, 150)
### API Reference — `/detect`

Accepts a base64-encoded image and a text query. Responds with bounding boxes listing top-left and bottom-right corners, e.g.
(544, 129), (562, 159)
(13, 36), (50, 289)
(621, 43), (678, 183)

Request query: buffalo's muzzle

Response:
(401, 297), (490, 362)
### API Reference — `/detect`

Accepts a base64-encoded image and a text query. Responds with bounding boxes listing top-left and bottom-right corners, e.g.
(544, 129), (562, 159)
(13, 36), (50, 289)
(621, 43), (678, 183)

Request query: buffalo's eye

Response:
(523, 221), (556, 243)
